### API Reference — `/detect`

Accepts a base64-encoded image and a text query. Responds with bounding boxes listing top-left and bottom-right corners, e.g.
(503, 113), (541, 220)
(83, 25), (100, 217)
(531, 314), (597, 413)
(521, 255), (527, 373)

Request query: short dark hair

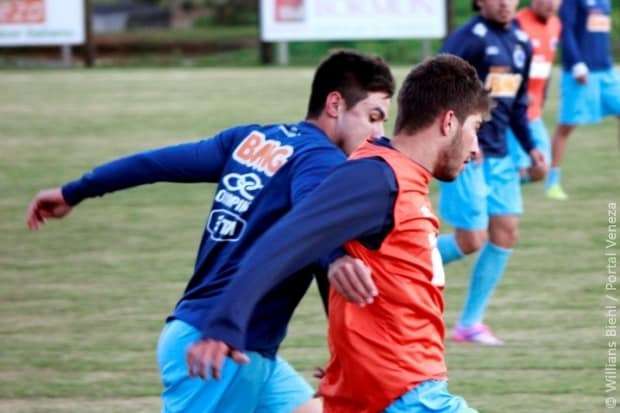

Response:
(394, 54), (491, 135)
(306, 50), (395, 119)
(472, 0), (480, 12)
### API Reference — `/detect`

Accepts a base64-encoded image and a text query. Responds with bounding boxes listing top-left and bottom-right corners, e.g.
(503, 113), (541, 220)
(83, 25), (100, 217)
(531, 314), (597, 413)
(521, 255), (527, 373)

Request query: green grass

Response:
(1, 67), (618, 412)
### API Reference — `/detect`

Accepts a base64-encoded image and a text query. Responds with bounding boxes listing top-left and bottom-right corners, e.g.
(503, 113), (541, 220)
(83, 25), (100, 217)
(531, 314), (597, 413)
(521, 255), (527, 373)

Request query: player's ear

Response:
(324, 91), (344, 119)
(440, 110), (457, 137)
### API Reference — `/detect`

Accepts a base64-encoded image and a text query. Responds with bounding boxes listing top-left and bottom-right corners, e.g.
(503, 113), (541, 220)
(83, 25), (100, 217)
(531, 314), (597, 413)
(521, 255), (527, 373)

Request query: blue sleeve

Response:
(509, 44), (535, 153)
(560, 0), (583, 68)
(289, 147), (346, 205)
(199, 158), (398, 348)
(288, 147), (348, 311)
(61, 126), (251, 206)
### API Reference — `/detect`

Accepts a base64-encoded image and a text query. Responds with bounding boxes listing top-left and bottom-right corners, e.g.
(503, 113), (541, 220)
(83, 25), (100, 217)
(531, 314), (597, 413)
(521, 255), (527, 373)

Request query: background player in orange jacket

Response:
(507, 0), (562, 183)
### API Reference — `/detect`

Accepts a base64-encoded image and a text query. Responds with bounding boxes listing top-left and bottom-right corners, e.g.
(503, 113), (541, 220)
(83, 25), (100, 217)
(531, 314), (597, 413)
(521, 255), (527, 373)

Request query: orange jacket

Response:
(516, 8), (561, 120)
(320, 140), (447, 413)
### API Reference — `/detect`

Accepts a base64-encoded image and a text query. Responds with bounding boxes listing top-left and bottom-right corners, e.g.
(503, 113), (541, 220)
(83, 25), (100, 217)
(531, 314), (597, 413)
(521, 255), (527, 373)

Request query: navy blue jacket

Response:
(62, 121), (349, 357)
(442, 15), (534, 157)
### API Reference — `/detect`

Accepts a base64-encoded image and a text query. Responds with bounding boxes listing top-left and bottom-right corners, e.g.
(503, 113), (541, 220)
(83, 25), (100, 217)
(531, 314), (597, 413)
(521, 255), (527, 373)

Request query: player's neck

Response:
(306, 115), (346, 153)
(529, 8), (550, 24)
(479, 14), (511, 30)
(391, 131), (436, 175)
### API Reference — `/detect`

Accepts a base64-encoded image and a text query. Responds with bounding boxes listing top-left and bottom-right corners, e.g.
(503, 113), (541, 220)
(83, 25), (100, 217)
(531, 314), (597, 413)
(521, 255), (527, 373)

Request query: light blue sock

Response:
(438, 233), (465, 265)
(545, 167), (561, 189)
(459, 242), (512, 328)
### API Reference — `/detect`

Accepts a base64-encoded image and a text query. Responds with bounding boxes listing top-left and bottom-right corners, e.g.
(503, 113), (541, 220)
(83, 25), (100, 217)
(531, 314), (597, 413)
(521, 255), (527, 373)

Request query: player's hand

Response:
(186, 338), (249, 380)
(313, 366), (326, 379)
(576, 74), (587, 85)
(572, 63), (588, 85)
(529, 148), (546, 169)
(472, 150), (484, 164)
(328, 255), (377, 306)
(26, 188), (72, 231)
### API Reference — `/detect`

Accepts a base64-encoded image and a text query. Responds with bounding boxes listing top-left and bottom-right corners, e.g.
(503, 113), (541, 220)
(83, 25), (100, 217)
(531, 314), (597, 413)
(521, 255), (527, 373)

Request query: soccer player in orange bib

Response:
(193, 55), (492, 413)
(507, 0), (562, 184)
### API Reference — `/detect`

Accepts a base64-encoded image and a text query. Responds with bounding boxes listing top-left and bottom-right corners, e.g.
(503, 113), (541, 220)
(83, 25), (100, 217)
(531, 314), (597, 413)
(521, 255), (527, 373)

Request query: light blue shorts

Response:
(506, 118), (551, 170)
(559, 68), (620, 125)
(439, 155), (522, 231)
(157, 319), (314, 413)
(385, 380), (478, 413)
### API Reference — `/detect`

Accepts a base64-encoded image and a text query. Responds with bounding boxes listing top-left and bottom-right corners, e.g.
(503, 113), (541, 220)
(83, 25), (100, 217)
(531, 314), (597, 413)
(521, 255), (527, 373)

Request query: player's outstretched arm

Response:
(26, 188), (72, 231)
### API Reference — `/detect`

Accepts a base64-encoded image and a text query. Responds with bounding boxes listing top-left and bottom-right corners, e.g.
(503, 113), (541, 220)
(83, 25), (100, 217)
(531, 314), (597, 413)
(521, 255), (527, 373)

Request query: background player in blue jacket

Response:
(546, 0), (620, 200)
(437, 0), (546, 346)
(25, 50), (395, 413)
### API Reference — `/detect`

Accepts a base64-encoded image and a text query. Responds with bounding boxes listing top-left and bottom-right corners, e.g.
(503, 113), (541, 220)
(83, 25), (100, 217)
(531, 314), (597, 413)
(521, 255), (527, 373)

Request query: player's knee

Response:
(457, 231), (487, 255)
(491, 225), (519, 249)
(555, 124), (575, 140)
(506, 226), (519, 247)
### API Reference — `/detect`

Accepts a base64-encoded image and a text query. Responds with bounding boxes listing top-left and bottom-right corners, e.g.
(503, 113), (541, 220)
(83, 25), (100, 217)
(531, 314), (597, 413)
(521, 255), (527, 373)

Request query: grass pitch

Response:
(1, 67), (617, 412)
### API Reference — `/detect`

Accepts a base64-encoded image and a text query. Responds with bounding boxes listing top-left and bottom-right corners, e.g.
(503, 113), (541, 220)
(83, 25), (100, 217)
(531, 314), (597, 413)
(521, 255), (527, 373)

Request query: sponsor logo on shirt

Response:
(214, 172), (263, 214)
(233, 132), (294, 177)
(485, 67), (523, 98)
(222, 172), (263, 201)
(207, 209), (246, 241)
(513, 44), (526, 69)
(587, 12), (611, 33)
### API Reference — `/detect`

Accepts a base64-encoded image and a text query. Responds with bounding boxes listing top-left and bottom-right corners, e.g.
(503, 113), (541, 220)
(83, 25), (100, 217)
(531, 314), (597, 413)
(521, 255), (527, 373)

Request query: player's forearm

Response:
(559, 1), (584, 69)
(62, 141), (222, 206)
(510, 106), (535, 153)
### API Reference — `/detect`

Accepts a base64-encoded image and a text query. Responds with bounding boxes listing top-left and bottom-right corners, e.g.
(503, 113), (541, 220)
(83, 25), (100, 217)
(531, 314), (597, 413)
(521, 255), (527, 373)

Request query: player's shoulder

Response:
(272, 121), (344, 167)
(515, 8), (535, 30)
(443, 16), (486, 53)
(511, 21), (531, 44)
(455, 16), (488, 40)
(549, 15), (562, 34)
(229, 121), (333, 151)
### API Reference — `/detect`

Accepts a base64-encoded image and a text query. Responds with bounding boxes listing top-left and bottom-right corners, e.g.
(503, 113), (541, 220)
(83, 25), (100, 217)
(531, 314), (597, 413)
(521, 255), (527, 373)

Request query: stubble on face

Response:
(433, 126), (467, 182)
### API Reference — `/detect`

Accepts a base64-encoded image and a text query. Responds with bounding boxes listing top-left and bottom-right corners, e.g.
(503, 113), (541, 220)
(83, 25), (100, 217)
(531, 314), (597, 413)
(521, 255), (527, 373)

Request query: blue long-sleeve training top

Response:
(62, 121), (358, 357)
(442, 15), (534, 158)
(201, 138), (401, 351)
(560, 0), (613, 72)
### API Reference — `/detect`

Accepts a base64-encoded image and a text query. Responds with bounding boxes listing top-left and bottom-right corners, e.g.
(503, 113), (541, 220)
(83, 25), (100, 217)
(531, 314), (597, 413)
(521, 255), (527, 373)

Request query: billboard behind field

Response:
(261, 0), (446, 41)
(0, 0), (84, 46)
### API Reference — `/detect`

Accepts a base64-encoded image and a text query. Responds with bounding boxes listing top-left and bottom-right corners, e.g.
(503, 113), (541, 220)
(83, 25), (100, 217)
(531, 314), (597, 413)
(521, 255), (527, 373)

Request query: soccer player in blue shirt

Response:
(437, 0), (546, 345)
(25, 50), (395, 413)
(545, 0), (619, 200)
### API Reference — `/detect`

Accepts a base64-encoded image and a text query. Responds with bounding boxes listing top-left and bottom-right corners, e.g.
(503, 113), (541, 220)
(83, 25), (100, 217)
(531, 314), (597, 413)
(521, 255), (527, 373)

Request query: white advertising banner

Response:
(261, 0), (446, 42)
(0, 0), (85, 46)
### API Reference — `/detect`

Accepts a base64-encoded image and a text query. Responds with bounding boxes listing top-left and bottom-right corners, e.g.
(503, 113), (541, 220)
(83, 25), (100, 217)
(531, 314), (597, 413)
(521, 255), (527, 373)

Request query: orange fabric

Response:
(516, 8), (561, 120)
(319, 140), (447, 413)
